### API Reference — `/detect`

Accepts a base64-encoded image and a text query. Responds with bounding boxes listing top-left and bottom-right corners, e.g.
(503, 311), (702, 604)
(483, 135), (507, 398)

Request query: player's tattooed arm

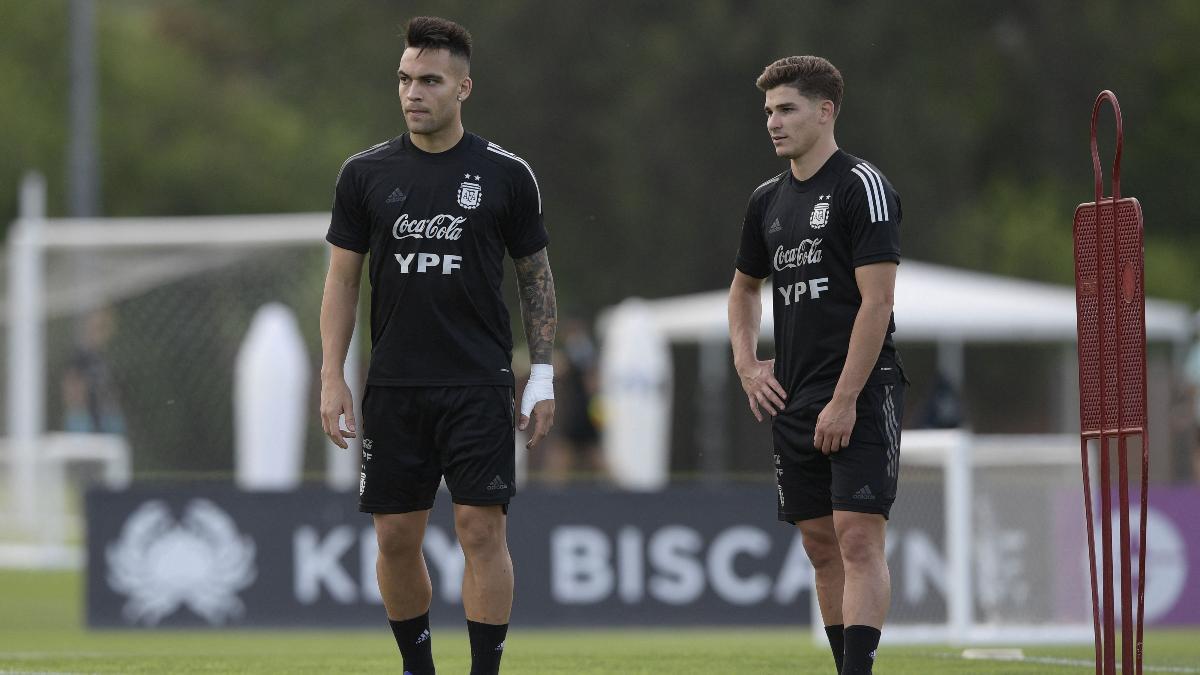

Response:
(513, 247), (557, 363)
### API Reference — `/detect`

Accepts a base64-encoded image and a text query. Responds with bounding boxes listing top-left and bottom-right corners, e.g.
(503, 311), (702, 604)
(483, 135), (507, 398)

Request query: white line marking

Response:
(0, 669), (97, 675)
(929, 650), (1200, 673)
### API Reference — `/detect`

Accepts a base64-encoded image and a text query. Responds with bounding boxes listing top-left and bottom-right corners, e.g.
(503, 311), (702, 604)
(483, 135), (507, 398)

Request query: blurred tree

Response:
(0, 1), (71, 218)
(4, 0), (1198, 474)
(1, 0), (1197, 308)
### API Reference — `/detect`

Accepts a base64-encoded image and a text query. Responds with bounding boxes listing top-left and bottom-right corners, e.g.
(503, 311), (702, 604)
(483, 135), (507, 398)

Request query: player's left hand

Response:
(521, 399), (556, 449)
(519, 364), (555, 448)
(814, 396), (856, 455)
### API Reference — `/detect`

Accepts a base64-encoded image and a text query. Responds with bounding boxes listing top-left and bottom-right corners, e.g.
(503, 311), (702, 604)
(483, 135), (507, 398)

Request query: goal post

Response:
(812, 429), (1096, 645)
(2, 172), (361, 562)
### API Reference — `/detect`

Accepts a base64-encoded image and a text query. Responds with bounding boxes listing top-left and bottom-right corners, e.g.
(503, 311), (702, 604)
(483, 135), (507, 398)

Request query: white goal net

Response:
(817, 429), (1095, 645)
(1, 174), (358, 566)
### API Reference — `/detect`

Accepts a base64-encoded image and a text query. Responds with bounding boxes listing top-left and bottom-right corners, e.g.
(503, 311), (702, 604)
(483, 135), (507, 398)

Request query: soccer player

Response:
(727, 56), (904, 675)
(319, 17), (556, 675)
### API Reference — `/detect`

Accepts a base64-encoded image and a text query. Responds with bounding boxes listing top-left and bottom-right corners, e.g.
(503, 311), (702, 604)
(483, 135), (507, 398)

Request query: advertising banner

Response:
(86, 483), (1200, 629)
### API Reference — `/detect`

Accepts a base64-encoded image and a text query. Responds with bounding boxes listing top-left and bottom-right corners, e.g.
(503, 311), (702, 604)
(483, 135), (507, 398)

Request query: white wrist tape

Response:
(521, 364), (554, 417)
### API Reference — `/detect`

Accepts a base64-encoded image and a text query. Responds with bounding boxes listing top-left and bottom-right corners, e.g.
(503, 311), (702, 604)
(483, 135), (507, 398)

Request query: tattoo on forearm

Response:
(513, 248), (557, 364)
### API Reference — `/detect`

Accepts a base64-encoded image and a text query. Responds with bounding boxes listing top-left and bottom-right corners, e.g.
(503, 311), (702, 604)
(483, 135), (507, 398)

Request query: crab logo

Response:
(106, 499), (257, 625)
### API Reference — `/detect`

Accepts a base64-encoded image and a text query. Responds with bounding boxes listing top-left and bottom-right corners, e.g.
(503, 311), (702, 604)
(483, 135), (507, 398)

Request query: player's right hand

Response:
(736, 358), (787, 422)
(320, 378), (357, 449)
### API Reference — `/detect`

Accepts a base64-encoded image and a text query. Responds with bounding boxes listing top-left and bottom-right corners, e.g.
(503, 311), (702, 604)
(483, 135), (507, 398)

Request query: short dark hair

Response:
(404, 16), (472, 62)
(756, 56), (843, 113)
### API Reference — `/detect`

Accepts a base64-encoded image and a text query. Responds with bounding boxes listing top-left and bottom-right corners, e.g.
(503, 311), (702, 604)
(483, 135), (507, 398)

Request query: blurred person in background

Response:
(527, 319), (604, 485)
(61, 307), (125, 435)
(558, 319), (604, 478)
(318, 16), (556, 675)
(914, 370), (963, 429)
(728, 56), (904, 675)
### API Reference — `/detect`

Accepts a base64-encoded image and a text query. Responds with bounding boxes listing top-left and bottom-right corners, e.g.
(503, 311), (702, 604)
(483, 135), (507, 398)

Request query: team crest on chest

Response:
(457, 173), (483, 210)
(809, 195), (831, 229)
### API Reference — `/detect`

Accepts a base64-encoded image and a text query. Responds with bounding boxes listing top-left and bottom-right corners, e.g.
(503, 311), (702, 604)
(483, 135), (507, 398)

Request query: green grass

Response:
(1, 570), (1197, 673)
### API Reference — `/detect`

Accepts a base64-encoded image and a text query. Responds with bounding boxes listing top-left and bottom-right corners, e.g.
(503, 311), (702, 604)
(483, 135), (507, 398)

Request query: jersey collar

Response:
(402, 131), (476, 159)
(788, 149), (844, 193)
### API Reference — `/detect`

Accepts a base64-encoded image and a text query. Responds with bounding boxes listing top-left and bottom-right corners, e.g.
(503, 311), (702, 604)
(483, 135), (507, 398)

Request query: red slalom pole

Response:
(1073, 89), (1147, 675)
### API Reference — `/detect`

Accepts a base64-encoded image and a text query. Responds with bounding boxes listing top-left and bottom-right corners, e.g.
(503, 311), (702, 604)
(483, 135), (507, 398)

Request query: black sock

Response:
(388, 613), (435, 675)
(842, 625), (881, 675)
(824, 624), (845, 674)
(466, 620), (508, 675)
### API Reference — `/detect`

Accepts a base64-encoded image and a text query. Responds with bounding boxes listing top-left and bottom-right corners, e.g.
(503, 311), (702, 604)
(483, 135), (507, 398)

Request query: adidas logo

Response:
(486, 475), (508, 491)
(495, 640), (505, 652)
(768, 218), (783, 233)
(415, 629), (430, 645)
(853, 485), (876, 500)
(385, 187), (406, 204)
(868, 648), (877, 661)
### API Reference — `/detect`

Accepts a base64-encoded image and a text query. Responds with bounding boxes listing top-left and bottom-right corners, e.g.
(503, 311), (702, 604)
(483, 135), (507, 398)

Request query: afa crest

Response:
(809, 202), (830, 229)
(457, 174), (482, 210)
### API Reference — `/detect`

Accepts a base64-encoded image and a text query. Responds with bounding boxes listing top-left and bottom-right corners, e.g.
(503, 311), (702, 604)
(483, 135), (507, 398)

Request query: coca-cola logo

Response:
(392, 214), (465, 241)
(773, 239), (822, 271)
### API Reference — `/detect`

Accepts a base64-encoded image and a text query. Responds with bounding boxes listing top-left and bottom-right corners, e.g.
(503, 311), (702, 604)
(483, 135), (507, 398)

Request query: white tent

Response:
(626, 260), (1192, 344)
(598, 260), (1193, 489)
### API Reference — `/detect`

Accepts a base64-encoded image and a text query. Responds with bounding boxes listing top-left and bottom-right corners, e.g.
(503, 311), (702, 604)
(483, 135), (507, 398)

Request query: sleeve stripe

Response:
(850, 166), (880, 223)
(852, 163), (891, 223)
(486, 143), (542, 213)
(753, 173), (784, 193)
(334, 140), (390, 185)
(861, 164), (889, 221)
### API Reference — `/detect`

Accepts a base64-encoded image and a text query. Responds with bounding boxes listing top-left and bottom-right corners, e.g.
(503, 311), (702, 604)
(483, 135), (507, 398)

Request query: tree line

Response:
(2, 0), (1197, 312)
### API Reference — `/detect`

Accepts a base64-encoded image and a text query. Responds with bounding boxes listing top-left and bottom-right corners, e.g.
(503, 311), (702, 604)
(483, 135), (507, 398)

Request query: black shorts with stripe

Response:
(358, 385), (516, 514)
(772, 370), (904, 522)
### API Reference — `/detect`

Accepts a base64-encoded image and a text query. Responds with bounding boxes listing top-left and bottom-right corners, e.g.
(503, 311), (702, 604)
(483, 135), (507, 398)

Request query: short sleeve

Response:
(501, 161), (549, 259)
(735, 195), (770, 278)
(325, 162), (370, 254)
(843, 162), (901, 268)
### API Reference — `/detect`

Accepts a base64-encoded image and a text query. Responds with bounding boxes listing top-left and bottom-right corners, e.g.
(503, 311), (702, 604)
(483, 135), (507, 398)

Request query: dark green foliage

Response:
(2, 1), (1197, 306)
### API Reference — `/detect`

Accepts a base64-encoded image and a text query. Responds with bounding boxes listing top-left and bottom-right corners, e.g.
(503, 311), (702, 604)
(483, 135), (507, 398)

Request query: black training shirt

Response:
(327, 132), (548, 387)
(735, 149), (901, 403)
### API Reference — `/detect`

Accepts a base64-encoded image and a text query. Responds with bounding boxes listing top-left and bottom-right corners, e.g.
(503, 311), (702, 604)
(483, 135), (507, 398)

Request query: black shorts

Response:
(773, 373), (904, 522)
(358, 385), (516, 514)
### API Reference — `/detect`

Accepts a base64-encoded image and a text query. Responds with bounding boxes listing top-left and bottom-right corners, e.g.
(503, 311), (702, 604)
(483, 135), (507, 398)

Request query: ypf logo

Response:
(106, 499), (256, 625)
(395, 252), (462, 275)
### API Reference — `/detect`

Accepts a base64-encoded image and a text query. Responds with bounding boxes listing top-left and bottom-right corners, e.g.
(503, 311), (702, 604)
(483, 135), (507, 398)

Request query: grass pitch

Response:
(1, 570), (1197, 674)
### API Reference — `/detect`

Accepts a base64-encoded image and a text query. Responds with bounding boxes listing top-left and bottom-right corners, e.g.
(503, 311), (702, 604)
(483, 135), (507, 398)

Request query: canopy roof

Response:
(618, 261), (1193, 344)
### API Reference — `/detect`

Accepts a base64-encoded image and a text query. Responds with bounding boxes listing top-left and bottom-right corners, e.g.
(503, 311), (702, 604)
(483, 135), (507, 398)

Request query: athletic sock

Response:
(824, 624), (845, 674)
(388, 613), (435, 675)
(842, 625), (881, 675)
(467, 620), (508, 675)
